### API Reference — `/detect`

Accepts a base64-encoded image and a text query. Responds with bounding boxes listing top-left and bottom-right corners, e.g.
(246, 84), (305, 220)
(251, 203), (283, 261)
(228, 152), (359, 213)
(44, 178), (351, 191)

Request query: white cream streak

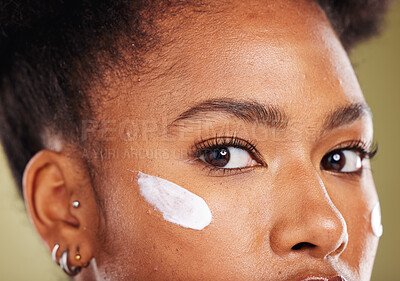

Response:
(137, 171), (212, 230)
(371, 201), (383, 238)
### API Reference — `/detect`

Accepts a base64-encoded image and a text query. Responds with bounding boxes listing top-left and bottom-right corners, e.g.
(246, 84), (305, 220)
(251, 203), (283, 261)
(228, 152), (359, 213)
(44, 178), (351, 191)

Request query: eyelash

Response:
(326, 139), (378, 177)
(192, 136), (378, 176)
(334, 139), (378, 160)
(192, 135), (265, 175)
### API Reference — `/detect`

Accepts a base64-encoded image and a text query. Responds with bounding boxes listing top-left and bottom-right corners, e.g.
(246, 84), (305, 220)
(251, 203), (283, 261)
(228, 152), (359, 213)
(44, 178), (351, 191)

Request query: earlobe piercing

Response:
(60, 250), (81, 276)
(72, 201), (80, 208)
(51, 244), (82, 276)
(75, 247), (81, 261)
(52, 244), (60, 265)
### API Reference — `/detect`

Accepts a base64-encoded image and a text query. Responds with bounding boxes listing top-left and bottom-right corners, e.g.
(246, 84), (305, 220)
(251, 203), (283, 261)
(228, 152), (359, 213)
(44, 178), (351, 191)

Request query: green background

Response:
(0, 2), (399, 280)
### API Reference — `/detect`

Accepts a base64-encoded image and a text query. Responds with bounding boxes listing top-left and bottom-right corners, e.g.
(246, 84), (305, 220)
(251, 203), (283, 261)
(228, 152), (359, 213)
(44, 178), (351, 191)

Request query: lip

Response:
(300, 276), (347, 281)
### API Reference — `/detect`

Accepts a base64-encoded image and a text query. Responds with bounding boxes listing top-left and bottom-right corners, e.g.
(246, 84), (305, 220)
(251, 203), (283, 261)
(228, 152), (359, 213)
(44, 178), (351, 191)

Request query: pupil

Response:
(332, 153), (341, 162)
(321, 150), (345, 171)
(205, 147), (230, 167)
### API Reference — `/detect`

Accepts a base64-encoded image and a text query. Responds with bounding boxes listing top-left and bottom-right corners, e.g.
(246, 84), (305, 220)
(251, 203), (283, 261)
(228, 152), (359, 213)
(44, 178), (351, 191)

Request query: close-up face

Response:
(60, 0), (380, 280)
(14, 0), (387, 280)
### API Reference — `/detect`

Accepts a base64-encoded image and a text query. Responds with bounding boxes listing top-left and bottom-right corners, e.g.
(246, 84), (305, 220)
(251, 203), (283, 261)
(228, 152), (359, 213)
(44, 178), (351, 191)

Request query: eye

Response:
(321, 149), (362, 173)
(193, 136), (265, 175)
(200, 146), (258, 169)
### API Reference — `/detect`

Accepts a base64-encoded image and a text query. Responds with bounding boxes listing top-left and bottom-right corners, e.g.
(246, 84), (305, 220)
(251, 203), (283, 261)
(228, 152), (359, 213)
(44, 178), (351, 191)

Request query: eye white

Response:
(223, 147), (257, 169)
(341, 150), (362, 172)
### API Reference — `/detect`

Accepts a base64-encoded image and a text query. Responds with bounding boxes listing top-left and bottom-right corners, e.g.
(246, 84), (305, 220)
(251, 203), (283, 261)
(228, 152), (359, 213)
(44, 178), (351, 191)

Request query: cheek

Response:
(95, 168), (254, 280)
(137, 171), (212, 230)
(336, 183), (380, 279)
(133, 171), (263, 279)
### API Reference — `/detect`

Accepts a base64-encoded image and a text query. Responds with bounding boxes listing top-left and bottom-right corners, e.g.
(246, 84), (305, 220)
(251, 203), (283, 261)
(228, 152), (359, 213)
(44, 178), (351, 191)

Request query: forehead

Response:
(102, 0), (366, 128)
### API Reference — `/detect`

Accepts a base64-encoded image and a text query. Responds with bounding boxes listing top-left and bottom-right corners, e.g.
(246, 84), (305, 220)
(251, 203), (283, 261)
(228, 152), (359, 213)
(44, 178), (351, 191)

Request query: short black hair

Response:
(0, 0), (392, 197)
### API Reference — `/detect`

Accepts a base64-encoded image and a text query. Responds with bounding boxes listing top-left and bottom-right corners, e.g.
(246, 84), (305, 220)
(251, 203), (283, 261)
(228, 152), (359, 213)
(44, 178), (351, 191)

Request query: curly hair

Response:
(0, 0), (392, 197)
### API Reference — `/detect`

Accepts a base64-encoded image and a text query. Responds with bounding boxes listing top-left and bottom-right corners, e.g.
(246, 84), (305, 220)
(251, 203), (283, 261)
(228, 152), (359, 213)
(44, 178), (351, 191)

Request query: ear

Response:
(22, 149), (101, 270)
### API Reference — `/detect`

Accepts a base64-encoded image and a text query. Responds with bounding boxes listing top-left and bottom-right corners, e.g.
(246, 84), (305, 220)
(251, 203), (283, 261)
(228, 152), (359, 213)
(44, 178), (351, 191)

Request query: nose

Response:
(269, 162), (348, 259)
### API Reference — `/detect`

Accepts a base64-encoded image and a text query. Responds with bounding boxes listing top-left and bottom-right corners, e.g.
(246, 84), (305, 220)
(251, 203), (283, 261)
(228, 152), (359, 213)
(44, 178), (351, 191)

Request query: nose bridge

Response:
(270, 160), (348, 258)
(273, 156), (329, 204)
(279, 160), (331, 207)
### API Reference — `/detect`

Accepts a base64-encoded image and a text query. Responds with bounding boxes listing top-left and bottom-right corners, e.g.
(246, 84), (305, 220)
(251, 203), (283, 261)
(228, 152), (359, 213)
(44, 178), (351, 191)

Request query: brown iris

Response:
(321, 150), (345, 171)
(204, 147), (230, 167)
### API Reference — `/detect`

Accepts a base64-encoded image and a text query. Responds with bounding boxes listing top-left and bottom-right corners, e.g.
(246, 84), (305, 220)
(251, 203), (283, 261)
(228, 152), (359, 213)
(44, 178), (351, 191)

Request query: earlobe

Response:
(22, 149), (98, 273)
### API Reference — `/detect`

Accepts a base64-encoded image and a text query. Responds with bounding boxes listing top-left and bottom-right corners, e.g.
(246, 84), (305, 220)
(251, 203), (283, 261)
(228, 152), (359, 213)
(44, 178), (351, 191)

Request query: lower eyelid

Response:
(205, 166), (261, 177)
(190, 156), (262, 176)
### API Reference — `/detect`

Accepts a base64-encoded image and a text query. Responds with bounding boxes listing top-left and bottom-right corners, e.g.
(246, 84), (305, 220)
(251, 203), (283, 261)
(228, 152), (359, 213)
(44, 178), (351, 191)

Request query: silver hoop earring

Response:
(59, 250), (81, 276)
(51, 244), (60, 265)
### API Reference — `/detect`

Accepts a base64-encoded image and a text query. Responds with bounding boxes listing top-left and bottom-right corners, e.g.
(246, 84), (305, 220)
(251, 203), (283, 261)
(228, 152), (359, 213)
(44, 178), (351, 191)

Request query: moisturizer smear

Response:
(371, 201), (383, 238)
(137, 171), (212, 230)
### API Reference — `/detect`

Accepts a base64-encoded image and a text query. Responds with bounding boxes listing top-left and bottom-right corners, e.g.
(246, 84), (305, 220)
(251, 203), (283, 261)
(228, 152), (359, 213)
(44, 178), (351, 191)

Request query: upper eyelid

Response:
(193, 136), (266, 165)
(195, 135), (255, 148)
(193, 136), (252, 154)
(328, 140), (377, 159)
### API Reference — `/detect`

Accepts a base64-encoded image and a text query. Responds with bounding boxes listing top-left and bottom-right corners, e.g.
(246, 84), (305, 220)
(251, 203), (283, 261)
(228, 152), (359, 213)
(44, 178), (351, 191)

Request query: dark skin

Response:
(23, 0), (379, 280)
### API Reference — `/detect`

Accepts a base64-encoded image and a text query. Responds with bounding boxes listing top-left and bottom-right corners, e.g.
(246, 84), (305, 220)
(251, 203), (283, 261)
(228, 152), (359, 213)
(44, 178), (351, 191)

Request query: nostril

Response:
(331, 241), (346, 256)
(291, 242), (316, 250)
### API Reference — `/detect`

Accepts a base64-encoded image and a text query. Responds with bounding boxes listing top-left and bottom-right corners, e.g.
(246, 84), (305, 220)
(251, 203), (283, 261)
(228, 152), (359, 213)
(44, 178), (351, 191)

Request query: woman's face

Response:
(83, 0), (380, 280)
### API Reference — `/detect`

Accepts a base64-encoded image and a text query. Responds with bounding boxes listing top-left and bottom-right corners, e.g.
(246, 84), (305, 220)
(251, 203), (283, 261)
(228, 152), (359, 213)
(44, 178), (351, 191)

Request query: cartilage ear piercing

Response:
(72, 201), (80, 208)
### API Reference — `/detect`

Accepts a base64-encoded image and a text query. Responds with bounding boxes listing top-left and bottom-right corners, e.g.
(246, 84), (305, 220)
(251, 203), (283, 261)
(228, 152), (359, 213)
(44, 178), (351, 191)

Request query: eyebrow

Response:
(322, 103), (372, 131)
(169, 98), (289, 129)
(168, 98), (371, 132)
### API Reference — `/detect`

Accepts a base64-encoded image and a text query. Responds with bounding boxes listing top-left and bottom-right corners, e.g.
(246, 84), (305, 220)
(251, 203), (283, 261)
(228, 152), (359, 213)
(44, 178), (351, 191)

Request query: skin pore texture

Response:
(22, 0), (382, 280)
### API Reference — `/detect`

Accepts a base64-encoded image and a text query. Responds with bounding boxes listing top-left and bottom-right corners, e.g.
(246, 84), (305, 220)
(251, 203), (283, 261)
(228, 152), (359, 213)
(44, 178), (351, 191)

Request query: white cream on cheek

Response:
(137, 171), (212, 230)
(371, 201), (383, 238)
